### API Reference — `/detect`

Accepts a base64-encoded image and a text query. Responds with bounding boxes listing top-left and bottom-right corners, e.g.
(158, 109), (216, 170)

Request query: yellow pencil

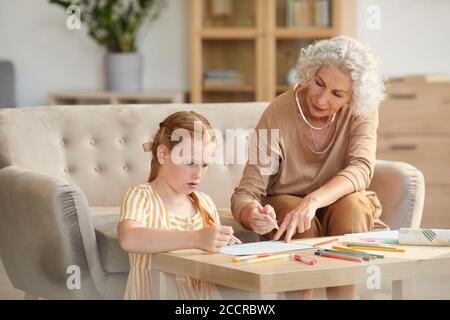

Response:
(245, 253), (291, 263)
(349, 246), (405, 253)
(339, 241), (385, 247)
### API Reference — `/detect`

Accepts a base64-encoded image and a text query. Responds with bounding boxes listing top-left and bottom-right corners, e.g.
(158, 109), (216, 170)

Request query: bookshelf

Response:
(48, 91), (184, 105)
(189, 0), (355, 103)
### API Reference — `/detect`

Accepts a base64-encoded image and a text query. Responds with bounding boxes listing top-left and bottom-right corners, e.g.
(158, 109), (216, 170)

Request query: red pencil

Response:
(313, 238), (339, 247)
(315, 252), (362, 262)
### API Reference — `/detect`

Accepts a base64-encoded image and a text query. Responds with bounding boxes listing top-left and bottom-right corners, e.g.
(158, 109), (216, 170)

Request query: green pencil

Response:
(327, 248), (384, 259)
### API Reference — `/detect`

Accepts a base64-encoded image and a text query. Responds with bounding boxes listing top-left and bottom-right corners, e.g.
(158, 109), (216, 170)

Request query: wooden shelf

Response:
(203, 84), (255, 93)
(275, 27), (337, 39)
(48, 91), (185, 105)
(190, 0), (355, 103)
(201, 28), (257, 40)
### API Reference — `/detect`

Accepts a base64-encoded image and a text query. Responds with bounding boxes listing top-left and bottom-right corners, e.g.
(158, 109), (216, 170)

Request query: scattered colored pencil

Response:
(313, 238), (339, 247)
(292, 254), (317, 265)
(314, 251), (362, 262)
(232, 254), (270, 263)
(245, 253), (291, 264)
(346, 244), (395, 249)
(347, 245), (405, 253)
(339, 241), (385, 247)
(319, 249), (371, 261)
(332, 245), (384, 259)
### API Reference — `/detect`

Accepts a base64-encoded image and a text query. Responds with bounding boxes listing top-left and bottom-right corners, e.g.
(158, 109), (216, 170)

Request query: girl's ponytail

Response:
(189, 192), (216, 228)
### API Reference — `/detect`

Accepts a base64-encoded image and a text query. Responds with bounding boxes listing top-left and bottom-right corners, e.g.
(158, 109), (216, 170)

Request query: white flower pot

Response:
(105, 53), (143, 92)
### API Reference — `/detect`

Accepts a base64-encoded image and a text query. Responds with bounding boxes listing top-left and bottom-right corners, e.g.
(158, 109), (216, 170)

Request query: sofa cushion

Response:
(91, 207), (129, 274)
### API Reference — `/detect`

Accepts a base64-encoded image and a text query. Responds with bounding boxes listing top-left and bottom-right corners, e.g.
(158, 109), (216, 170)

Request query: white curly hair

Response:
(296, 36), (385, 116)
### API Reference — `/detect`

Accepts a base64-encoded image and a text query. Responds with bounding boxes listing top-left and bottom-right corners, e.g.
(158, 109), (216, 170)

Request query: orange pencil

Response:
(348, 246), (405, 253)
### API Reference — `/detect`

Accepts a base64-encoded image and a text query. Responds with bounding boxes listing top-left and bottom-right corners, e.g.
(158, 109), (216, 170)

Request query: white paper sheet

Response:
(220, 240), (313, 256)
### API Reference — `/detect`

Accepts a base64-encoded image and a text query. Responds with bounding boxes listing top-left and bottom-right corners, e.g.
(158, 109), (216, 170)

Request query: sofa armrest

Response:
(0, 165), (106, 299)
(370, 160), (425, 230)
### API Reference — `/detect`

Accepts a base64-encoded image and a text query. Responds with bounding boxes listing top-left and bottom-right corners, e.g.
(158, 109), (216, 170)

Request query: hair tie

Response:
(159, 121), (165, 129)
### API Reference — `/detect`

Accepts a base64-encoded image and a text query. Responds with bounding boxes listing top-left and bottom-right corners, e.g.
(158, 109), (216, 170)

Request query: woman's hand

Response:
(249, 204), (279, 235)
(196, 225), (233, 253)
(273, 196), (319, 242)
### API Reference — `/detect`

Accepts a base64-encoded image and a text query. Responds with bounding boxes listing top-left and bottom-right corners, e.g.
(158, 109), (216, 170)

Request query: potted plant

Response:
(50, 0), (167, 92)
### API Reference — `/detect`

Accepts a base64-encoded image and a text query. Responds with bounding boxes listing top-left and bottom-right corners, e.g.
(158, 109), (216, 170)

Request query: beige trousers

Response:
(261, 192), (376, 240)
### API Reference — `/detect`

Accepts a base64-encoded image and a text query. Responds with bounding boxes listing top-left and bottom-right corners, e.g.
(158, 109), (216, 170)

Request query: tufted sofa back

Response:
(0, 103), (268, 209)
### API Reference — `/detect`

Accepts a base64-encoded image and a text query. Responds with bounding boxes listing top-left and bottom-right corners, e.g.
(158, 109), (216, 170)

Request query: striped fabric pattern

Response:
(119, 183), (222, 300)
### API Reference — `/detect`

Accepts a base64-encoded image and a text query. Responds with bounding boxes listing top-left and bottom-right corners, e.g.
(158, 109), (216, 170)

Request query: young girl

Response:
(117, 111), (235, 300)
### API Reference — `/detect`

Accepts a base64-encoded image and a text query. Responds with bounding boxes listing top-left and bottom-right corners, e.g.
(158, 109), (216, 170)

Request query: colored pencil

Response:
(332, 245), (384, 259)
(232, 254), (270, 263)
(245, 253), (291, 264)
(339, 241), (385, 247)
(346, 244), (395, 249)
(313, 238), (339, 247)
(261, 211), (279, 230)
(292, 254), (318, 265)
(320, 249), (372, 261)
(208, 220), (242, 244)
(314, 251), (362, 262)
(348, 246), (405, 253)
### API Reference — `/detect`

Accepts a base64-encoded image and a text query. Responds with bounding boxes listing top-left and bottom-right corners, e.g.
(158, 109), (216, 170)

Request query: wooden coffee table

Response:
(151, 236), (450, 299)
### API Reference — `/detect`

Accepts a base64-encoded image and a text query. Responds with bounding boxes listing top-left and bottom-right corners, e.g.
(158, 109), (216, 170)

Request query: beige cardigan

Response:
(231, 89), (383, 226)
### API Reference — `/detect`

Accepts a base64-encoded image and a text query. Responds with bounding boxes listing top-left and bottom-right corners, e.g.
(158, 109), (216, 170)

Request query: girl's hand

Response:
(273, 196), (319, 242)
(227, 237), (238, 246)
(249, 204), (278, 235)
(196, 225), (233, 253)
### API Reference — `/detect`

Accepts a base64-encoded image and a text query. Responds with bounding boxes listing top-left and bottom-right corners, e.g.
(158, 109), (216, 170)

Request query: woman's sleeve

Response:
(230, 106), (282, 225)
(336, 108), (379, 192)
(119, 186), (150, 226)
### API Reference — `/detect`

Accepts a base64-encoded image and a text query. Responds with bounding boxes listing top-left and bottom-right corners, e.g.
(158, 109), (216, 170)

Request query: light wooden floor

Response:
(1, 258), (449, 300)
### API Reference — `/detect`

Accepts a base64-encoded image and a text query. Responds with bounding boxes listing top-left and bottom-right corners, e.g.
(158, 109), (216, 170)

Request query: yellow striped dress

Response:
(119, 183), (222, 300)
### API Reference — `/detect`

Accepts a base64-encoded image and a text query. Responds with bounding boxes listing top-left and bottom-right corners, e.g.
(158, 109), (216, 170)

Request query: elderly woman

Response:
(231, 36), (387, 300)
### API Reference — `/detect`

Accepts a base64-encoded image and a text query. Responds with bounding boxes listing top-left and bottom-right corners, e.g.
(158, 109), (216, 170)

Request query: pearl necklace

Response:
(294, 84), (336, 130)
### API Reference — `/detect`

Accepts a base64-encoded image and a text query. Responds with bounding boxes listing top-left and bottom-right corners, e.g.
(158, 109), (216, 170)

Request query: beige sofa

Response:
(0, 104), (425, 299)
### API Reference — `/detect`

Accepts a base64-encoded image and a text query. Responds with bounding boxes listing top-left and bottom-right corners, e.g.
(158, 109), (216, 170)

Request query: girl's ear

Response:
(156, 145), (168, 165)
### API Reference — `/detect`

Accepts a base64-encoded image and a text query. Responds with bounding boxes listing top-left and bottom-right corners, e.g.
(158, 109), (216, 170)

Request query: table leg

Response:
(151, 270), (177, 300)
(392, 279), (415, 300)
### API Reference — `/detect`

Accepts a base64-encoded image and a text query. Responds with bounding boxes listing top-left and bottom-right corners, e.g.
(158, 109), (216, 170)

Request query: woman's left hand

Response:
(272, 195), (319, 242)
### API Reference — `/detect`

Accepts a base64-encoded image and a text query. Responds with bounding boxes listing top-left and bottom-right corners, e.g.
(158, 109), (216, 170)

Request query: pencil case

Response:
(398, 228), (450, 246)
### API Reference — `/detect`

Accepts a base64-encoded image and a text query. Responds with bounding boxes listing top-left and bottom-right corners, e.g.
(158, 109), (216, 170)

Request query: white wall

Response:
(356, 0), (450, 79)
(0, 0), (188, 107)
(1, 0), (449, 107)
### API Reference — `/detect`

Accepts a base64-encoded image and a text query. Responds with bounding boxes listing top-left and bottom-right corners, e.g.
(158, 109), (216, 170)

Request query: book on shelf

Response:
(313, 0), (330, 27)
(203, 69), (246, 86)
(287, 0), (331, 28)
